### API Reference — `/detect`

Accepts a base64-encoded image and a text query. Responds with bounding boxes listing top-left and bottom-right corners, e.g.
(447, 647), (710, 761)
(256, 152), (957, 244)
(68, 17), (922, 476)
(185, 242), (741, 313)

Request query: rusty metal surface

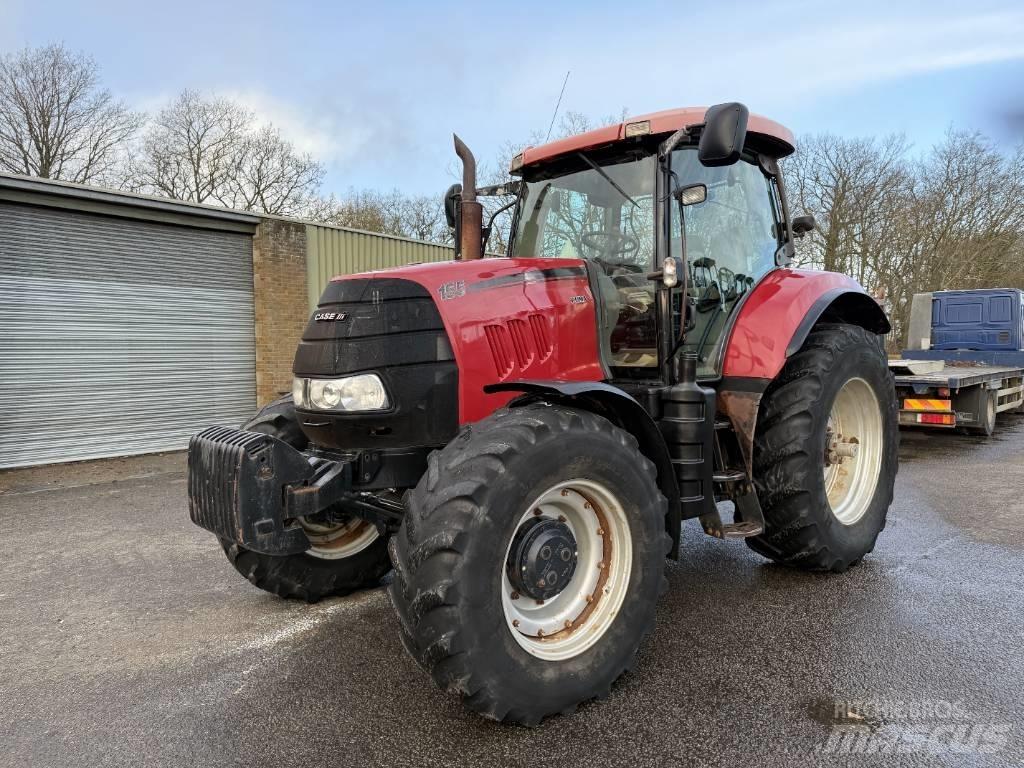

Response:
(458, 201), (483, 261)
(453, 134), (482, 260)
(717, 389), (762, 476)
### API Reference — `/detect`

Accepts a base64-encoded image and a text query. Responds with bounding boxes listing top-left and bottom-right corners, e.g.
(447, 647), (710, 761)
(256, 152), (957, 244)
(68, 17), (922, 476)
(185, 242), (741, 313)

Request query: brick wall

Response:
(252, 218), (308, 406)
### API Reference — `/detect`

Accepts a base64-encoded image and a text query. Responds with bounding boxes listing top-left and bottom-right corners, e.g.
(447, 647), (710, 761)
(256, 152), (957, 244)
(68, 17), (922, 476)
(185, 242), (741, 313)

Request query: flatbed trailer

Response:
(889, 355), (1024, 435)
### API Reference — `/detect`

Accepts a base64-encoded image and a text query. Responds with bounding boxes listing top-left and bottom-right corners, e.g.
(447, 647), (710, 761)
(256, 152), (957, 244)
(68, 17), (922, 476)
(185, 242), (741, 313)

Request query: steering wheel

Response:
(581, 230), (640, 256)
(585, 230), (638, 274)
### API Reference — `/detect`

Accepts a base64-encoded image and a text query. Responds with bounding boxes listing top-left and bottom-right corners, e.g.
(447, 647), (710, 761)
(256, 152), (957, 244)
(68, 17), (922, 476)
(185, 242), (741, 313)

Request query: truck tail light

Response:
(920, 413), (955, 425)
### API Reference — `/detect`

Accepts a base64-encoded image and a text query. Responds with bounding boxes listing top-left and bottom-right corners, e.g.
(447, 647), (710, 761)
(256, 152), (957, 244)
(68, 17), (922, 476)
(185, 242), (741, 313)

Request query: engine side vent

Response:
(484, 324), (516, 380)
(529, 313), (554, 361)
(485, 314), (555, 379)
(507, 319), (535, 369)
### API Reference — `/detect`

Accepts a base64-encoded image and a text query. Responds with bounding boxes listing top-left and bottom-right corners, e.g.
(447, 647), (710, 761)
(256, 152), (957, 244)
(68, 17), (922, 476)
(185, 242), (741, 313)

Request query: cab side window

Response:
(670, 149), (782, 375)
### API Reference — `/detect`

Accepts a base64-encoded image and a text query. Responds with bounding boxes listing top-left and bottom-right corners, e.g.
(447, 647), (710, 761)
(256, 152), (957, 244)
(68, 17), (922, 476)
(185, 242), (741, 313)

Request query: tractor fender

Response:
(722, 268), (890, 381)
(718, 269), (890, 476)
(483, 380), (682, 559)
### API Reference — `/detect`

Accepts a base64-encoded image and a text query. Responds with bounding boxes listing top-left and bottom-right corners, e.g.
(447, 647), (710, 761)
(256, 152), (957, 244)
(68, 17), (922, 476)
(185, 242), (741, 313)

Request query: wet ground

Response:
(2, 418), (1023, 767)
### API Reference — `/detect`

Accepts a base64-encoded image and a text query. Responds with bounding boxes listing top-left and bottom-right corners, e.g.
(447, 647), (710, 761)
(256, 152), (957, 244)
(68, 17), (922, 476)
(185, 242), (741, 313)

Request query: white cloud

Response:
(223, 89), (369, 165)
(779, 10), (1024, 92)
(495, 5), (1024, 123)
(128, 87), (374, 170)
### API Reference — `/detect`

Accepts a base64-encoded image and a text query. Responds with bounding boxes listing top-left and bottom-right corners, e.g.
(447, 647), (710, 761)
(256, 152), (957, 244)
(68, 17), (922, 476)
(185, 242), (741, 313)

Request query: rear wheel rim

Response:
(301, 517), (379, 560)
(501, 479), (632, 662)
(823, 377), (883, 525)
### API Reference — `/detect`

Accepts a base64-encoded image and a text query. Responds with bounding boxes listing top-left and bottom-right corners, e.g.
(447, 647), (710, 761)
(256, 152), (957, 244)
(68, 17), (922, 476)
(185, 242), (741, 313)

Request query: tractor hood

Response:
(294, 257), (606, 433)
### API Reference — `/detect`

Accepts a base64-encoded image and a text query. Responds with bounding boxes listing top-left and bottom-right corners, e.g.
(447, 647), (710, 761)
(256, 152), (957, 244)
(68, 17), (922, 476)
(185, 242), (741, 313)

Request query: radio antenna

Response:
(544, 70), (571, 142)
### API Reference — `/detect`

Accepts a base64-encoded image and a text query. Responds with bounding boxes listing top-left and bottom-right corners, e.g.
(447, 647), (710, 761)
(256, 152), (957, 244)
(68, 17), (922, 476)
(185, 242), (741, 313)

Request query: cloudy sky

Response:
(3, 0), (1024, 197)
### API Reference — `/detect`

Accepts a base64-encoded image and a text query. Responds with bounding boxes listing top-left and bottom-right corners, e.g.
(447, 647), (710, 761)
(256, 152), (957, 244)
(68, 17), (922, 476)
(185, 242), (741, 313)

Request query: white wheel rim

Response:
(823, 377), (883, 525)
(501, 479), (632, 661)
(301, 517), (379, 560)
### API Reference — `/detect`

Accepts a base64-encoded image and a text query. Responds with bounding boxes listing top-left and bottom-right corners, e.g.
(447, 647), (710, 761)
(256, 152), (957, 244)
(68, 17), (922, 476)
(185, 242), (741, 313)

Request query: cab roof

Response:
(514, 107), (795, 172)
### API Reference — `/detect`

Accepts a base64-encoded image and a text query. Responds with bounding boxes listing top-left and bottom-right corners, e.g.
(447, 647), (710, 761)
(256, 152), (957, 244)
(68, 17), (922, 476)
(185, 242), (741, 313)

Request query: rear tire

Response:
(388, 404), (669, 725)
(747, 324), (898, 572)
(967, 392), (997, 436)
(220, 396), (392, 602)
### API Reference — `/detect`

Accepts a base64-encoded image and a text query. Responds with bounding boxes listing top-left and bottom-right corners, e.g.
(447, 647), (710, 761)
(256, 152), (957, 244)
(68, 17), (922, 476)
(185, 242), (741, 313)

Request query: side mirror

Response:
(698, 102), (749, 167)
(673, 183), (707, 207)
(792, 214), (816, 237)
(443, 183), (462, 229)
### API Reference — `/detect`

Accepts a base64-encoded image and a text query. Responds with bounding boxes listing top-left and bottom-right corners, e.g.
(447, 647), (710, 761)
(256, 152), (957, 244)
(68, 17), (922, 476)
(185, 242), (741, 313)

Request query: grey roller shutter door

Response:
(0, 202), (256, 468)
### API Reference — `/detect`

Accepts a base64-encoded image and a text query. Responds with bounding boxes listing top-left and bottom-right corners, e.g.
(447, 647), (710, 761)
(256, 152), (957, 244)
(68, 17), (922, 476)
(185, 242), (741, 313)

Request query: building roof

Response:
(0, 172), (261, 233)
(517, 106), (796, 170)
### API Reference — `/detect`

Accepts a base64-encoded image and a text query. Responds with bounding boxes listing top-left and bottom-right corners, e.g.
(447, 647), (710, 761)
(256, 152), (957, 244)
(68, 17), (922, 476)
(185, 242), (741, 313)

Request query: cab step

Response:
(719, 520), (764, 538)
(699, 484), (766, 540)
(712, 469), (746, 483)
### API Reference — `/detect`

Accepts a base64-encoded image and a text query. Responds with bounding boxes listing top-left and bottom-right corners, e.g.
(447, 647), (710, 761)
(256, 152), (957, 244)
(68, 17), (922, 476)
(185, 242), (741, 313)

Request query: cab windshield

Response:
(510, 154), (659, 372)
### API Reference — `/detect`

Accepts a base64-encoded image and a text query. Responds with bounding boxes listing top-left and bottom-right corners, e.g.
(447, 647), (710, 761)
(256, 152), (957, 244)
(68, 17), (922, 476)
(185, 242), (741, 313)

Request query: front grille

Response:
(293, 277), (452, 375)
(291, 277), (459, 451)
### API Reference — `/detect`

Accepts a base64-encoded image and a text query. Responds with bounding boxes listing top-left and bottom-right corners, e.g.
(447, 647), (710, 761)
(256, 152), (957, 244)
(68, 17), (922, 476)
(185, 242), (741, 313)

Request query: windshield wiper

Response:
(576, 152), (639, 208)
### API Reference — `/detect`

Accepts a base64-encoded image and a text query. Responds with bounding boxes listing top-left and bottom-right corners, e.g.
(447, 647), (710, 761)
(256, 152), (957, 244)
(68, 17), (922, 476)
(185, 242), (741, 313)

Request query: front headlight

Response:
(292, 374), (389, 412)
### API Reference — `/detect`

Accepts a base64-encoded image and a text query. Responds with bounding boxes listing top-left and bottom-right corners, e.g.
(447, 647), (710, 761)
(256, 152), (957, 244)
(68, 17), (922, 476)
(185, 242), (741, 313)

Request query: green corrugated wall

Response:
(305, 224), (454, 309)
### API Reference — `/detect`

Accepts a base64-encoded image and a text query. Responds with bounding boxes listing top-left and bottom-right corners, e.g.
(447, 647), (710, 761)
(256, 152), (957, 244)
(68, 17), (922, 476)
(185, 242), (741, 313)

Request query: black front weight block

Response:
(187, 426), (353, 556)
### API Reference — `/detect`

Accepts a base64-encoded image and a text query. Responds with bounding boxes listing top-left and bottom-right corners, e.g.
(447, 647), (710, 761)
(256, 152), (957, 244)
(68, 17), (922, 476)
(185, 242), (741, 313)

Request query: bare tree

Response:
(787, 130), (1024, 348)
(133, 91), (324, 215)
(134, 90), (251, 205)
(307, 189), (405, 234)
(221, 125), (324, 216)
(0, 44), (141, 184)
(397, 194), (450, 243)
(306, 189), (451, 244)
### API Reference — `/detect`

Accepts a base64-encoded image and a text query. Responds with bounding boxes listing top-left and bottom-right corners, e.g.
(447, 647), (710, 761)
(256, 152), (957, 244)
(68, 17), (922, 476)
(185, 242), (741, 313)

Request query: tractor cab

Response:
(462, 106), (797, 382)
(507, 139), (786, 380)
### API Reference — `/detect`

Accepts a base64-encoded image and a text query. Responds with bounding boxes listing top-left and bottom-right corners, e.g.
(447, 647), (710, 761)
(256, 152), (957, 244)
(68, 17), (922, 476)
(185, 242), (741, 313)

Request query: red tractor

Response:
(189, 103), (898, 725)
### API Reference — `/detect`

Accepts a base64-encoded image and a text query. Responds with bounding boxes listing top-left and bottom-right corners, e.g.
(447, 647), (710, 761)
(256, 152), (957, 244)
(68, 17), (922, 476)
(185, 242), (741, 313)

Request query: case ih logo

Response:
(314, 311), (348, 322)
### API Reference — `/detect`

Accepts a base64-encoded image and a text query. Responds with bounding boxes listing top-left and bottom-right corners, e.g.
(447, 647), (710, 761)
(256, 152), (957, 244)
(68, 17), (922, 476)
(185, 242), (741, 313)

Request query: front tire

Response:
(388, 404), (669, 725)
(747, 324), (898, 572)
(220, 396), (392, 602)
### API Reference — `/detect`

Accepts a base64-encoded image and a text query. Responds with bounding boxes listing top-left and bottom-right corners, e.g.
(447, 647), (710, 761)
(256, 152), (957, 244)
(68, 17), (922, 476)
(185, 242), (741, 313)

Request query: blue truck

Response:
(891, 289), (1024, 436)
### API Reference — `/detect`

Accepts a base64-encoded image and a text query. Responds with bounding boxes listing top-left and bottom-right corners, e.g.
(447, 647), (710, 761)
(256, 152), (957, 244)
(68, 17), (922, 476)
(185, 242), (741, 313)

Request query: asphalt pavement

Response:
(2, 418), (1023, 767)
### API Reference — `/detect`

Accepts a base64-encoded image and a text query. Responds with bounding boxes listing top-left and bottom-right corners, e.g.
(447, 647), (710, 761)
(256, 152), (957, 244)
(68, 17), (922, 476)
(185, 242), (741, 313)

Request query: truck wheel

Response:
(220, 396), (392, 602)
(967, 392), (997, 436)
(747, 324), (898, 572)
(388, 404), (669, 725)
